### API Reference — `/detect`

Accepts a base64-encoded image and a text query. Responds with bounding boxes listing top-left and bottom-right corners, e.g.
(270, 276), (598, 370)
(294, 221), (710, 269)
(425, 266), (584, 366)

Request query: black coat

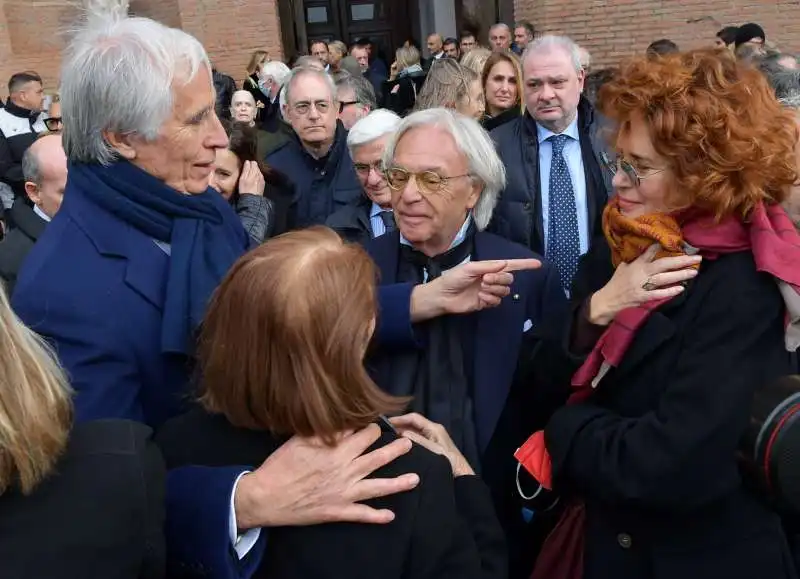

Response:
(156, 409), (508, 579)
(0, 420), (166, 579)
(383, 71), (427, 116)
(0, 200), (47, 294)
(488, 98), (610, 254)
(545, 241), (798, 579)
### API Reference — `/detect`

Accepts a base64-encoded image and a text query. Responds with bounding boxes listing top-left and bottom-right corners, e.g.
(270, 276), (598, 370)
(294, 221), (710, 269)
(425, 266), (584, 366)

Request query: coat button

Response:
(617, 533), (632, 549)
(523, 202), (532, 211)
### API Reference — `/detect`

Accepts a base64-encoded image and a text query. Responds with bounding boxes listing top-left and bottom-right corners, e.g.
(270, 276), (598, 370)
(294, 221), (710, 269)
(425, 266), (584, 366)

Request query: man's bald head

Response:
(230, 90), (257, 125)
(22, 134), (67, 218)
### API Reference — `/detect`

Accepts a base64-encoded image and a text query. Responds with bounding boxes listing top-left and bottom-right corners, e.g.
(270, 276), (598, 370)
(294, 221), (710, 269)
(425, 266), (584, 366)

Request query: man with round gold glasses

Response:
(365, 107), (568, 579)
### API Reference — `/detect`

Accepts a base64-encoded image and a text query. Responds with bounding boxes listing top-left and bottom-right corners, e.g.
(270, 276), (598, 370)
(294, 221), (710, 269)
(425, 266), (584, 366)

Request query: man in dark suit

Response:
(365, 107), (569, 579)
(0, 134), (65, 294)
(326, 109), (400, 244)
(490, 34), (611, 295)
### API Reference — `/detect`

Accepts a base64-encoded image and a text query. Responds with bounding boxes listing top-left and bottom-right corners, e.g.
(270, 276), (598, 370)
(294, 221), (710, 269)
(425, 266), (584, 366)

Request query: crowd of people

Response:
(2, 5), (800, 579)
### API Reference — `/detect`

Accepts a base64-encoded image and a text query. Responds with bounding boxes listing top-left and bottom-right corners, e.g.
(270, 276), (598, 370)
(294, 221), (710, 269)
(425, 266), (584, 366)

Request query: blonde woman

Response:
(460, 46), (491, 76)
(481, 51), (524, 130)
(384, 44), (427, 115)
(329, 40), (348, 72)
(243, 49), (271, 123)
(0, 284), (165, 579)
(414, 58), (485, 120)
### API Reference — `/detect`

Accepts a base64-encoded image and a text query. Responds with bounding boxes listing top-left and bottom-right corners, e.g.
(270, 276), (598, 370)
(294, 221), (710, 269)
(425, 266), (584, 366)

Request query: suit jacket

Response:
(546, 241), (798, 579)
(325, 195), (373, 245)
(0, 420), (165, 579)
(0, 200), (47, 294)
(365, 230), (570, 578)
(488, 98), (611, 254)
(156, 409), (507, 579)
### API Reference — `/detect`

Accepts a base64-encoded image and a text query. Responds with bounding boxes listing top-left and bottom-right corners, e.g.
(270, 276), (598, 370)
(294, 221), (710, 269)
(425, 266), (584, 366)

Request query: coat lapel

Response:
(472, 233), (527, 452)
(65, 187), (168, 310)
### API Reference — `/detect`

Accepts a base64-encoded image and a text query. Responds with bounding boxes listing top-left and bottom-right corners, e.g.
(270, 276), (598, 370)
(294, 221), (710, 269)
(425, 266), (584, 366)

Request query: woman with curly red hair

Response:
(517, 49), (800, 579)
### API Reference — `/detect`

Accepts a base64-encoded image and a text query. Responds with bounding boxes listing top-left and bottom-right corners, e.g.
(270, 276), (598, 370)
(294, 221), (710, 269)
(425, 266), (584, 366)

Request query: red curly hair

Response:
(598, 49), (798, 219)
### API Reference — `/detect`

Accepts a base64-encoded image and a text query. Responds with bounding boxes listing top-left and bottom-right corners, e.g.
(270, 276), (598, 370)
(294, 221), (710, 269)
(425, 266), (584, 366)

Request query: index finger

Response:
(501, 258), (542, 273)
(338, 423), (383, 459)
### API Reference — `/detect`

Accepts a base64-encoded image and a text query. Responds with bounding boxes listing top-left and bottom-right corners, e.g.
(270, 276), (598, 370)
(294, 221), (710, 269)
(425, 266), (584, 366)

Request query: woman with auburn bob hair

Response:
(156, 227), (507, 579)
(516, 49), (800, 579)
(0, 283), (165, 579)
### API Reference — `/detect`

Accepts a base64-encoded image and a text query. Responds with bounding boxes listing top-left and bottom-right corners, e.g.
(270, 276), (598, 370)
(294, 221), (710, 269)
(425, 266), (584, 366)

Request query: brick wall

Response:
(0, 0), (282, 98)
(514, 0), (800, 68)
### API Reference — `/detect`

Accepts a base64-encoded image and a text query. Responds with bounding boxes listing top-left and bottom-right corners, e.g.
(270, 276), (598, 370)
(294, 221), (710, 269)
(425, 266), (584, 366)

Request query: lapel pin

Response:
(512, 293), (520, 301)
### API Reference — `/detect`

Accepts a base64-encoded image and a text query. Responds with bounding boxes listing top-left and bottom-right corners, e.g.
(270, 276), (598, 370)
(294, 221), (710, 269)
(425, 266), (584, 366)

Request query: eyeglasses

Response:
(385, 166), (472, 194)
(339, 100), (359, 113)
(353, 161), (384, 176)
(599, 152), (666, 188)
(44, 117), (62, 131)
(290, 100), (332, 116)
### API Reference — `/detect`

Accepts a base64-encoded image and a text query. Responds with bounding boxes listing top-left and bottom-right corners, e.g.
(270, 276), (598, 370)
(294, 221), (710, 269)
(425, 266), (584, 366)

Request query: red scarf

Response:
(518, 199), (800, 579)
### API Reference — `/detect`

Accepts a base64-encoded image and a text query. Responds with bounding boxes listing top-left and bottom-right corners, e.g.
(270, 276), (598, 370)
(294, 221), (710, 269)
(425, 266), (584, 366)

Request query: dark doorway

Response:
(280, 0), (414, 63)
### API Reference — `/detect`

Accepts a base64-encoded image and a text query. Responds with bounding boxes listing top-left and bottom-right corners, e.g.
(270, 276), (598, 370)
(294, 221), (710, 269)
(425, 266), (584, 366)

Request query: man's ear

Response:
(102, 130), (137, 161)
(25, 181), (40, 206)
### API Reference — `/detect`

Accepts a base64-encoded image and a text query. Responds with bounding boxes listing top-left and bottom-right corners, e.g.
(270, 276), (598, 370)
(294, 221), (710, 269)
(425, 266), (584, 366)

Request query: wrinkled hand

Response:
(390, 413), (474, 477)
(589, 244), (701, 326)
(234, 424), (419, 530)
(238, 160), (265, 197)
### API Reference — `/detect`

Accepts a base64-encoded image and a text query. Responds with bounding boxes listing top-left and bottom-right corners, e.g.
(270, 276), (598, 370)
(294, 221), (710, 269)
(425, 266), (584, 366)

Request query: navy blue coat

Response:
(364, 230), (570, 578)
(266, 123), (361, 229)
(488, 98), (611, 255)
(11, 176), (445, 578)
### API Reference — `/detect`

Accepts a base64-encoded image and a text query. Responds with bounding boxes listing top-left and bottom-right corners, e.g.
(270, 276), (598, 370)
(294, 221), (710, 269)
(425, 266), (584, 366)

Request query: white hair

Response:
(283, 67), (337, 109)
(347, 109), (401, 154)
(489, 23), (511, 36)
(61, 11), (209, 165)
(382, 108), (505, 230)
(231, 90), (255, 106)
(260, 61), (291, 87)
(523, 35), (582, 73)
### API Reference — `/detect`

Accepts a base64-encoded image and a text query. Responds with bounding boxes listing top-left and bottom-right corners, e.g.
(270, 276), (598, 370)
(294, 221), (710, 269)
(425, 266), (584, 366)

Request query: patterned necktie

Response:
(379, 210), (396, 233)
(546, 134), (581, 293)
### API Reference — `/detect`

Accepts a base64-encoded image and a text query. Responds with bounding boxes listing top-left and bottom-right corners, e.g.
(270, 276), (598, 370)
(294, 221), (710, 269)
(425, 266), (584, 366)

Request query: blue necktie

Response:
(546, 134), (580, 293)
(379, 210), (395, 233)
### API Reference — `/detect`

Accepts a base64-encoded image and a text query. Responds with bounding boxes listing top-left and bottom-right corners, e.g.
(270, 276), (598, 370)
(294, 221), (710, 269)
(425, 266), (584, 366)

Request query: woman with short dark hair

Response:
(156, 227), (507, 579)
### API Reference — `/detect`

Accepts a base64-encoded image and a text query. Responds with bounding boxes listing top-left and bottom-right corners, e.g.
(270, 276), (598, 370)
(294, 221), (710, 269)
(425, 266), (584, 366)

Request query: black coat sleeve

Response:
(0, 130), (22, 185)
(407, 455), (507, 579)
(139, 438), (167, 579)
(545, 267), (787, 512)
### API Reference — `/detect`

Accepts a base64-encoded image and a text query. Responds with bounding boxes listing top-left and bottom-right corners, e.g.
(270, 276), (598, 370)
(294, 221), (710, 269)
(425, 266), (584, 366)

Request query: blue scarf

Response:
(69, 161), (249, 355)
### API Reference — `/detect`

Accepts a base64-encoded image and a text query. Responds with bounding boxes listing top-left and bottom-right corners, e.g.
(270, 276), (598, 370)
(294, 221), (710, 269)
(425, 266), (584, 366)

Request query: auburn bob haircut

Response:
(599, 48), (798, 219)
(198, 227), (407, 442)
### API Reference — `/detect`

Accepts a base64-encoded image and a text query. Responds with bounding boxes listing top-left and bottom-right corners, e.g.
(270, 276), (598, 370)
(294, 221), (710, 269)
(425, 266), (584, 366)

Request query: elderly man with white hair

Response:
(325, 109), (399, 243)
(365, 107), (568, 579)
(257, 60), (292, 133)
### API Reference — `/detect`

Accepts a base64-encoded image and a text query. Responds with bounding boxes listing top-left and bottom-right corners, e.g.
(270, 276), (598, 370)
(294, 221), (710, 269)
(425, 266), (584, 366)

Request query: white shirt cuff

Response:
(229, 471), (261, 560)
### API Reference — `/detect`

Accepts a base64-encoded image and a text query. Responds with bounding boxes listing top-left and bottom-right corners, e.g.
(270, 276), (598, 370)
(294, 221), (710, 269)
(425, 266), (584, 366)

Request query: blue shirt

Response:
(537, 117), (589, 256)
(369, 203), (392, 238)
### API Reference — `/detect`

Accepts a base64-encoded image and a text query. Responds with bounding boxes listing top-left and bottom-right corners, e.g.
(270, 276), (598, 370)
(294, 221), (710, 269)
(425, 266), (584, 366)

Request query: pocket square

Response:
(523, 319), (533, 332)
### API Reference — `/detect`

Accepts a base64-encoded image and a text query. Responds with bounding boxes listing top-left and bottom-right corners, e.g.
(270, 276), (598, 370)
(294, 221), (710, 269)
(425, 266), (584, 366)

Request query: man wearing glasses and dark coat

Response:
(266, 67), (362, 230)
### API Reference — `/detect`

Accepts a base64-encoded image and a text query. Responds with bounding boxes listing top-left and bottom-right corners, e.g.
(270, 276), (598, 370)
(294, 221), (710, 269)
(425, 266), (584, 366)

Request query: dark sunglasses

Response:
(338, 100), (358, 113)
(44, 117), (63, 130)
